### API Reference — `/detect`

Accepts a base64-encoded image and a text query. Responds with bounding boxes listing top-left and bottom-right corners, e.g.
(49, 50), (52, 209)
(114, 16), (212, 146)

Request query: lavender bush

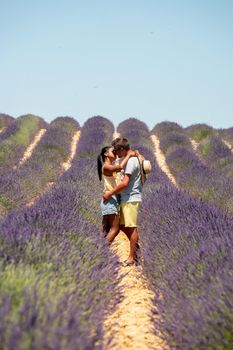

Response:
(0, 122), (19, 142)
(152, 122), (233, 215)
(0, 117), (80, 219)
(0, 116), (121, 349)
(151, 121), (183, 138)
(185, 123), (214, 141)
(159, 131), (193, 156)
(117, 118), (152, 148)
(140, 185), (233, 350)
(120, 118), (233, 349)
(0, 113), (14, 130)
(194, 134), (233, 178)
(0, 114), (48, 171)
(218, 127), (233, 148)
(75, 115), (114, 159)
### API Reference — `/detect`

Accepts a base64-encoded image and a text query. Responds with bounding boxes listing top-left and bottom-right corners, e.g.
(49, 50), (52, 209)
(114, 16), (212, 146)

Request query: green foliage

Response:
(0, 148), (8, 164)
(78, 206), (99, 223)
(0, 195), (17, 210)
(193, 128), (213, 141)
(0, 115), (43, 168)
(11, 116), (41, 146)
(217, 158), (232, 168)
(198, 137), (212, 156)
(0, 232), (103, 326)
(51, 117), (80, 134)
(0, 225), (118, 349)
(43, 144), (67, 160)
(0, 146), (16, 166)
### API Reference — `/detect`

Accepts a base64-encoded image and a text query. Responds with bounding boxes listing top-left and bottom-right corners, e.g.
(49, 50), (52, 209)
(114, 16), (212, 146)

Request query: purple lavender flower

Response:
(0, 116), (121, 349)
(120, 118), (233, 349)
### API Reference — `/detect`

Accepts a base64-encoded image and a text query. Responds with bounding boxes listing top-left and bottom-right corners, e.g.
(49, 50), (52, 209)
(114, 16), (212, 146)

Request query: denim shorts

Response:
(101, 195), (119, 216)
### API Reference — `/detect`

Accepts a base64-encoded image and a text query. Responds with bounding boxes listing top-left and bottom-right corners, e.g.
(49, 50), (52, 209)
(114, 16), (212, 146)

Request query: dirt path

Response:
(223, 139), (233, 153)
(189, 138), (199, 151)
(62, 130), (81, 170)
(189, 138), (205, 162)
(150, 134), (178, 187)
(0, 127), (6, 134)
(103, 232), (165, 350)
(19, 128), (47, 166)
(27, 130), (81, 207)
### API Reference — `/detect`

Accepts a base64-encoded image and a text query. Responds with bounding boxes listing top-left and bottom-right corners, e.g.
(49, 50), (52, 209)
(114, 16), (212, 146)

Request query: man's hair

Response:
(111, 137), (121, 147)
(112, 137), (130, 151)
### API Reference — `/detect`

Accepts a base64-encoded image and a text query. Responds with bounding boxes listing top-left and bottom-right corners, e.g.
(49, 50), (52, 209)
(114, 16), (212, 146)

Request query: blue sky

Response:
(1, 0), (233, 129)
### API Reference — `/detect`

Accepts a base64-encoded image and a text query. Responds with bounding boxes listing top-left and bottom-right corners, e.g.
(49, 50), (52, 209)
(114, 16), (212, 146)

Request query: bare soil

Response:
(62, 130), (81, 170)
(0, 127), (6, 134)
(150, 134), (178, 187)
(223, 139), (233, 153)
(103, 232), (166, 350)
(189, 138), (199, 152)
(19, 128), (47, 166)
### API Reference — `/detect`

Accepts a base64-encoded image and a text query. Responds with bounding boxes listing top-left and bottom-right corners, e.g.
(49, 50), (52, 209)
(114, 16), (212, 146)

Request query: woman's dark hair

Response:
(97, 146), (110, 181)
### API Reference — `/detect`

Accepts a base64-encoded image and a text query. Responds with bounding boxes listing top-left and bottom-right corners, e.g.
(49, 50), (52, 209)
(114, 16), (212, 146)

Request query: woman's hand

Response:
(128, 149), (140, 158)
(127, 150), (138, 157)
(103, 191), (112, 201)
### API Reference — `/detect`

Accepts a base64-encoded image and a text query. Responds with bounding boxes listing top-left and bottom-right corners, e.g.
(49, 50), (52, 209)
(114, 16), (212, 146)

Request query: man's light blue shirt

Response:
(121, 157), (142, 203)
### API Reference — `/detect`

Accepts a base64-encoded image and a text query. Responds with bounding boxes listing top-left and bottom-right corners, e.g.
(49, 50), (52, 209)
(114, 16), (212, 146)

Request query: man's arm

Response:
(103, 174), (131, 201)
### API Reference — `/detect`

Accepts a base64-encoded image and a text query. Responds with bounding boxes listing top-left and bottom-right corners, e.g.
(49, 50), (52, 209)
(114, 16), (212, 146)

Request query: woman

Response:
(97, 146), (137, 243)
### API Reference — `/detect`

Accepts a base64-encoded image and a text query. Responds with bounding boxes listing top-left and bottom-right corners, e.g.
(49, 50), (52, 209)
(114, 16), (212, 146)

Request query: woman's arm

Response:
(119, 150), (139, 169)
(103, 150), (138, 173)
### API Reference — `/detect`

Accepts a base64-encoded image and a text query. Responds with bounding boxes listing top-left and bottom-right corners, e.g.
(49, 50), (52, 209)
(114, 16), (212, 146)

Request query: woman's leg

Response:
(106, 214), (120, 243)
(102, 216), (111, 237)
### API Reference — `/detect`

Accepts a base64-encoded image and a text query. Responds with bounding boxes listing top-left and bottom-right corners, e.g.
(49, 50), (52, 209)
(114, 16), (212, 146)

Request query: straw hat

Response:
(142, 160), (152, 174)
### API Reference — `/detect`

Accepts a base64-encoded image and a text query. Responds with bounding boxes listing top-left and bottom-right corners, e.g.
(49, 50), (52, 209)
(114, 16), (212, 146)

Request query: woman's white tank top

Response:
(102, 172), (120, 193)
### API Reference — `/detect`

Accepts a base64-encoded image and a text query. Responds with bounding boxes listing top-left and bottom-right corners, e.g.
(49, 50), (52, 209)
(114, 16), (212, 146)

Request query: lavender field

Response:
(0, 114), (232, 350)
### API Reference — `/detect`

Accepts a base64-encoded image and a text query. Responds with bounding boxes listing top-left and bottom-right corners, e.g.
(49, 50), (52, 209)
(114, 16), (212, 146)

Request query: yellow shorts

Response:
(120, 202), (140, 227)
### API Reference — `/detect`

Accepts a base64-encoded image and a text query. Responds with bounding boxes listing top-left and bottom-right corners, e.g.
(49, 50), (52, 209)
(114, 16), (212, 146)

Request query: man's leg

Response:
(125, 227), (138, 263)
(120, 202), (140, 263)
(120, 225), (139, 263)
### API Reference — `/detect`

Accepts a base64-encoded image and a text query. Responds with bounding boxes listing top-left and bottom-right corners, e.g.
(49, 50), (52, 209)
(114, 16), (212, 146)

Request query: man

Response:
(103, 137), (142, 265)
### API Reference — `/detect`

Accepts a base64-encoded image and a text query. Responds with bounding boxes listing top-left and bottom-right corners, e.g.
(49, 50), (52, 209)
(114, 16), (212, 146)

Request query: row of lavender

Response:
(0, 117), (80, 219)
(152, 122), (233, 216)
(0, 114), (48, 171)
(185, 124), (233, 178)
(0, 113), (14, 130)
(218, 126), (233, 148)
(1, 114), (232, 180)
(118, 118), (233, 350)
(0, 116), (120, 349)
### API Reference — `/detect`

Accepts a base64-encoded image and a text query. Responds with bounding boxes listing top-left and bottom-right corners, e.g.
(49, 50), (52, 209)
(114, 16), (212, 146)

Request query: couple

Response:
(97, 137), (142, 266)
